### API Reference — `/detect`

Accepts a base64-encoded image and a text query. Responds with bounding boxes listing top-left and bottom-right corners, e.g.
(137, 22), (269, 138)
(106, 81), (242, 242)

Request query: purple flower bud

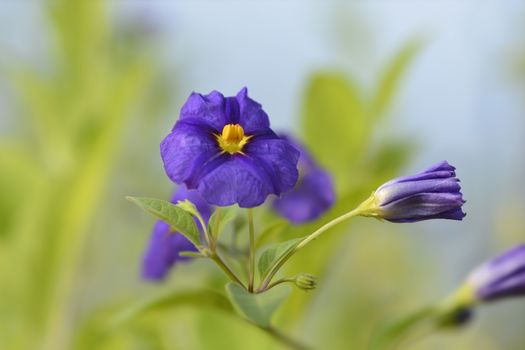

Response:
(466, 244), (525, 302)
(358, 161), (466, 222)
(141, 185), (213, 281)
(272, 134), (335, 224)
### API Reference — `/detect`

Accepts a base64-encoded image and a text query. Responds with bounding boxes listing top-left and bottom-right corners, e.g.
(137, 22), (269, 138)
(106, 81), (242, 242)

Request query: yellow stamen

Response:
(216, 124), (252, 155)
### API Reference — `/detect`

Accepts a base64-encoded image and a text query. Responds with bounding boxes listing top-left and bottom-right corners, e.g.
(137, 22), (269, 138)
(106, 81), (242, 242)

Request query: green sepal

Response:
(225, 282), (291, 327)
(126, 196), (201, 247)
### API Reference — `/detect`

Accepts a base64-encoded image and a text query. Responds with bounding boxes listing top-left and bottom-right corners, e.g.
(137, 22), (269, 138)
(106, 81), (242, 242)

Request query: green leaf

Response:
(302, 72), (368, 185)
(258, 238), (302, 279)
(369, 140), (414, 183)
(208, 206), (237, 240)
(255, 219), (289, 248)
(225, 283), (291, 327)
(371, 38), (423, 118)
(126, 196), (200, 247)
(110, 289), (234, 329)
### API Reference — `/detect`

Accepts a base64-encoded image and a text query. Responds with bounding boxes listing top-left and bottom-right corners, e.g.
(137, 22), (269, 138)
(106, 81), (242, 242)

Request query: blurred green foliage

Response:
(267, 38), (422, 349)
(2, 1), (493, 349)
(1, 0), (160, 349)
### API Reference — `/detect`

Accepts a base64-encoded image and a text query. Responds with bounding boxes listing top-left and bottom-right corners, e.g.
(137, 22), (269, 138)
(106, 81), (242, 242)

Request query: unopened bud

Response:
(176, 199), (199, 217)
(357, 161), (465, 222)
(295, 273), (317, 291)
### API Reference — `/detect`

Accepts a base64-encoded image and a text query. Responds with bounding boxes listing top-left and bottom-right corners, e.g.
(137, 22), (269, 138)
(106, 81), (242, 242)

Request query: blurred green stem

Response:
(368, 307), (436, 350)
(369, 286), (475, 349)
(247, 209), (255, 292)
(259, 208), (360, 291)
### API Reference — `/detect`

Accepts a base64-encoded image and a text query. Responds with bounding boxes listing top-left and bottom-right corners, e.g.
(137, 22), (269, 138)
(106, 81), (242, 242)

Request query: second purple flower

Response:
(142, 186), (213, 281)
(272, 134), (335, 224)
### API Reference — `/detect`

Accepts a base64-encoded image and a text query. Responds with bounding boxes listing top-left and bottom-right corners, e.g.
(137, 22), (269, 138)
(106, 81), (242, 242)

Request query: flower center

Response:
(216, 124), (252, 155)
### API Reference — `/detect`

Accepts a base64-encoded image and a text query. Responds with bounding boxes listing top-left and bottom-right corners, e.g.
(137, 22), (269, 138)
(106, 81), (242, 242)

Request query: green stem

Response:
(367, 307), (436, 350)
(259, 208), (360, 290)
(296, 208), (360, 251)
(369, 286), (477, 350)
(209, 207), (226, 251)
(197, 214), (212, 249)
(210, 252), (246, 289)
(258, 277), (295, 293)
(247, 209), (255, 292)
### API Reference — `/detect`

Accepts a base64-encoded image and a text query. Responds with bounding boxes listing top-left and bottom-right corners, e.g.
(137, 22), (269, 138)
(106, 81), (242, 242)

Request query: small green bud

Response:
(294, 273), (317, 291)
(176, 199), (200, 217)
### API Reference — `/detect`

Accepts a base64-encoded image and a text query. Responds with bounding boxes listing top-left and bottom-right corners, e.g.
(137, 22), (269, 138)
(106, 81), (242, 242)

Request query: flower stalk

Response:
(248, 209), (256, 292)
(209, 251), (246, 289)
(258, 208), (361, 291)
(369, 282), (477, 349)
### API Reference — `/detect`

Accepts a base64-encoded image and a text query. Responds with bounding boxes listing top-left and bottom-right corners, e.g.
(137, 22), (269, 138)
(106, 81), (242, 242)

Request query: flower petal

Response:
(381, 170), (457, 187)
(245, 137), (300, 195)
(141, 221), (196, 281)
(161, 122), (219, 183)
(273, 169), (335, 224)
(379, 161), (457, 189)
(271, 133), (335, 224)
(179, 91), (228, 131)
(422, 160), (455, 173)
(478, 271), (525, 300)
(377, 177), (462, 206)
(380, 192), (466, 222)
(467, 245), (525, 301)
(141, 186), (213, 281)
(236, 87), (270, 134)
(197, 156), (274, 208)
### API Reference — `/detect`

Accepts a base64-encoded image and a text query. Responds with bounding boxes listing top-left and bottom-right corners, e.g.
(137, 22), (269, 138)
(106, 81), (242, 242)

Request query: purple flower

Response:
(272, 134), (335, 224)
(142, 185), (213, 281)
(466, 244), (525, 301)
(161, 88), (300, 208)
(358, 161), (466, 222)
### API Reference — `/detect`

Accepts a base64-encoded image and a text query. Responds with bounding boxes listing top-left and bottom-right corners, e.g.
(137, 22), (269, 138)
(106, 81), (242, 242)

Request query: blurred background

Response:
(1, 1), (524, 349)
